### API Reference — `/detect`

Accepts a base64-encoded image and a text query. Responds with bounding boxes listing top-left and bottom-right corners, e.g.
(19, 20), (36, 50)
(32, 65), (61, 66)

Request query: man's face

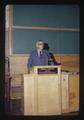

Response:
(36, 41), (44, 50)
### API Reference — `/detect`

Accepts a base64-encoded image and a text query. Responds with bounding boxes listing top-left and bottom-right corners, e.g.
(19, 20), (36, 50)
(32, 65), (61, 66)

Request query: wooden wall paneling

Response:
(9, 55), (79, 74)
(54, 55), (61, 64)
(10, 87), (23, 99)
(10, 56), (28, 74)
(11, 74), (22, 87)
(60, 55), (79, 66)
(60, 55), (79, 72)
(10, 74), (23, 99)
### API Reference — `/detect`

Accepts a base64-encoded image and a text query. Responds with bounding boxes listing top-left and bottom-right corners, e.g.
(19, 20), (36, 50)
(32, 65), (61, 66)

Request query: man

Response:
(27, 40), (51, 71)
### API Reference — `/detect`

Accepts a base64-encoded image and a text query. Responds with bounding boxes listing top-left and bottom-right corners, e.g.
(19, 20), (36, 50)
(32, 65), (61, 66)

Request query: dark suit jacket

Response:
(27, 49), (50, 69)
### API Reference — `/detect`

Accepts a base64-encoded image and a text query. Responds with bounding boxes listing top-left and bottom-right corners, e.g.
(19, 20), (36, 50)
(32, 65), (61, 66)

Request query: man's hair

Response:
(36, 40), (44, 43)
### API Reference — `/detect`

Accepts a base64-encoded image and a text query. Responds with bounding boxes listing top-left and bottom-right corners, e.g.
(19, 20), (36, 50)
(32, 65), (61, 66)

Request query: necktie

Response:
(40, 51), (42, 57)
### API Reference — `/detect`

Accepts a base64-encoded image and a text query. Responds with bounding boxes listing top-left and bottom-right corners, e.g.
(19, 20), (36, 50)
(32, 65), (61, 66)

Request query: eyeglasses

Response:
(38, 43), (43, 45)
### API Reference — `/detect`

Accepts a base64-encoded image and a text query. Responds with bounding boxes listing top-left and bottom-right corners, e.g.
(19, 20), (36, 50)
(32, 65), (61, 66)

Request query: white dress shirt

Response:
(37, 49), (42, 57)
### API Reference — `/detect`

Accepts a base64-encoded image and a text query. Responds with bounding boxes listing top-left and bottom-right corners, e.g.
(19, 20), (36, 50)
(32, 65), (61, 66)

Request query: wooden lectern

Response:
(23, 65), (62, 115)
(23, 66), (79, 115)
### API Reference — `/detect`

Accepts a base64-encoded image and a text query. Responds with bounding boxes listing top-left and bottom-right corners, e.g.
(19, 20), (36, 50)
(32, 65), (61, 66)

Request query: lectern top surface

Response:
(33, 65), (61, 68)
(23, 74), (59, 77)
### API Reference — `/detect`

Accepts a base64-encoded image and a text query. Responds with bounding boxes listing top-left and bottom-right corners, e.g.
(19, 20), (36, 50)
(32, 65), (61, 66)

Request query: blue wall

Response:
(13, 5), (79, 54)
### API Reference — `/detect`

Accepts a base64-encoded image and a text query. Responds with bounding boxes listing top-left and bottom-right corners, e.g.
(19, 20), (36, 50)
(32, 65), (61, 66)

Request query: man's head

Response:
(36, 40), (44, 50)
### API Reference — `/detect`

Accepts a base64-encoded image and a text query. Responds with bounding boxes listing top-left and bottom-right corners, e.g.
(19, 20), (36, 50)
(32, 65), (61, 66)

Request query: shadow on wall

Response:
(43, 43), (60, 65)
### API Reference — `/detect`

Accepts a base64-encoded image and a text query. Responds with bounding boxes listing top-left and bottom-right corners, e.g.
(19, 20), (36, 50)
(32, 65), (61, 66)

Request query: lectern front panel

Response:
(24, 75), (37, 115)
(69, 75), (79, 112)
(37, 75), (61, 115)
(23, 66), (61, 115)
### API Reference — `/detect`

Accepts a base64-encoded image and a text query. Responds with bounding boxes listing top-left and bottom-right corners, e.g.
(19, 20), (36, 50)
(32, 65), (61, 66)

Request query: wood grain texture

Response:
(60, 55), (79, 72)
(10, 56), (28, 74)
(69, 74), (79, 112)
(37, 75), (61, 115)
(61, 73), (69, 113)
(11, 74), (23, 87)
(23, 73), (79, 115)
(10, 68), (79, 114)
(9, 54), (79, 109)
(9, 54), (79, 75)
(23, 66), (61, 115)
(24, 74), (36, 115)
(12, 25), (80, 32)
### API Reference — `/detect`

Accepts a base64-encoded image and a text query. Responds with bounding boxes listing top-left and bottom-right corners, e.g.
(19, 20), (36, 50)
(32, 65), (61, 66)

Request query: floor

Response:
(5, 99), (79, 116)
(5, 99), (22, 115)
